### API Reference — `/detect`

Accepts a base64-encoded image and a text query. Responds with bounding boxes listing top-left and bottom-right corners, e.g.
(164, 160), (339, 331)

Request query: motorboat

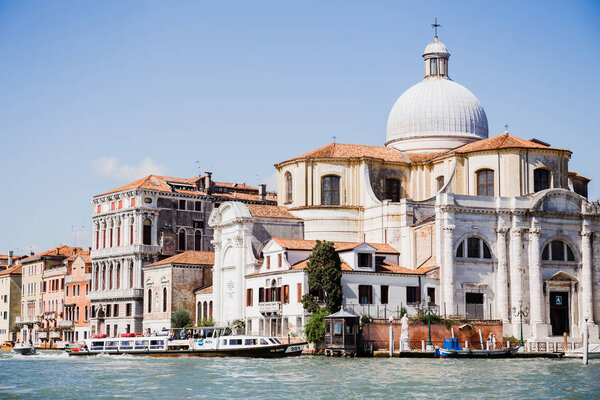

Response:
(1, 341), (14, 351)
(13, 342), (37, 356)
(435, 337), (520, 358)
(564, 343), (600, 359)
(68, 327), (306, 358)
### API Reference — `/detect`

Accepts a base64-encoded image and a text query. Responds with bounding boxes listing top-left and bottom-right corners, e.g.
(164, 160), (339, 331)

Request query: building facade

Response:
(0, 264), (22, 343)
(64, 252), (92, 342)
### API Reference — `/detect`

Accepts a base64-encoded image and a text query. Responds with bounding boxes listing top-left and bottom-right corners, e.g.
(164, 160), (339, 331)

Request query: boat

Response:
(1, 341), (14, 351)
(67, 327), (306, 358)
(12, 342), (37, 356)
(435, 337), (520, 358)
(564, 343), (600, 359)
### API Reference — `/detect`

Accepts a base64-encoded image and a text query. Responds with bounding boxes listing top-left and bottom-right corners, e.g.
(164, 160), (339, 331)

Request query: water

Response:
(1, 351), (599, 399)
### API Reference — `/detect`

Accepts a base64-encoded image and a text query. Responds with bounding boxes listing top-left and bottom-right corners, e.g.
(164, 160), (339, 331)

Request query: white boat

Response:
(68, 327), (306, 358)
(564, 343), (600, 359)
(13, 342), (37, 356)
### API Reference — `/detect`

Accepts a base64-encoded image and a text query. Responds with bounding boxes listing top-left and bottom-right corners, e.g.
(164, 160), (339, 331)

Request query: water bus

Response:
(68, 327), (306, 358)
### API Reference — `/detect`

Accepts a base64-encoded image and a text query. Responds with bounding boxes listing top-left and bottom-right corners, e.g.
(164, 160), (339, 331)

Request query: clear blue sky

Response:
(1, 1), (599, 254)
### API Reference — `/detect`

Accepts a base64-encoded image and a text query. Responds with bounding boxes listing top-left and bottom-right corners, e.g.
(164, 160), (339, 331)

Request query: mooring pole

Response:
(583, 318), (589, 365)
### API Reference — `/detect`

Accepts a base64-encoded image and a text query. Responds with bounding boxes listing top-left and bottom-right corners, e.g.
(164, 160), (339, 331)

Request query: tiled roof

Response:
(569, 171), (591, 182)
(290, 260), (436, 275)
(291, 259), (352, 271)
(21, 246), (82, 263)
(405, 152), (445, 163)
(270, 238), (399, 254)
(65, 251), (92, 264)
(0, 254), (25, 261)
(278, 143), (407, 165)
(145, 251), (215, 267)
(0, 264), (22, 277)
(246, 205), (301, 219)
(194, 285), (213, 293)
(214, 182), (257, 191)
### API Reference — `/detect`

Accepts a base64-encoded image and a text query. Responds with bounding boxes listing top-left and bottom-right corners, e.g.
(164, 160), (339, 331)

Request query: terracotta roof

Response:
(278, 143), (407, 165)
(291, 259), (352, 271)
(270, 238), (398, 254)
(21, 246), (82, 263)
(405, 152), (445, 163)
(376, 262), (438, 275)
(65, 251), (92, 263)
(0, 254), (25, 261)
(246, 205), (301, 219)
(213, 182), (257, 191)
(145, 251), (215, 267)
(195, 285), (213, 293)
(0, 264), (22, 277)
(569, 171), (591, 182)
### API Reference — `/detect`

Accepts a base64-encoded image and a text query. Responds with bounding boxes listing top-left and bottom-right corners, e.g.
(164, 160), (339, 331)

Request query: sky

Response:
(1, 0), (599, 254)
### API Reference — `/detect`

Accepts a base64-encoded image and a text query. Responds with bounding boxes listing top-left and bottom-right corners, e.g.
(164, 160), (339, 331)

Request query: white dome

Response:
(385, 78), (488, 152)
(424, 39), (448, 55)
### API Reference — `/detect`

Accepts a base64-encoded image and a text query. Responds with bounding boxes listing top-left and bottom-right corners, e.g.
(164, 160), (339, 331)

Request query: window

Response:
(147, 289), (152, 313)
(143, 219), (152, 245)
(542, 240), (575, 262)
(163, 288), (167, 312)
(358, 285), (373, 304)
(436, 176), (445, 191)
(406, 286), (420, 304)
(126, 303), (132, 317)
(427, 287), (436, 305)
(95, 230), (99, 249)
(129, 265), (134, 288)
(114, 304), (119, 317)
(131, 198), (136, 207)
(297, 283), (302, 303)
(258, 287), (264, 303)
(117, 226), (121, 247)
(195, 201), (202, 211)
(282, 285), (290, 304)
(385, 178), (401, 202)
(84, 306), (88, 321)
(266, 256), (270, 270)
(178, 229), (186, 251)
(193, 220), (204, 229)
(381, 285), (389, 304)
(321, 175), (340, 205)
(456, 237), (492, 259)
(285, 172), (293, 203)
(246, 289), (253, 306)
(358, 253), (372, 269)
(277, 254), (282, 268)
(534, 168), (550, 192)
(476, 169), (494, 196)
(194, 231), (202, 251)
(430, 58), (438, 75)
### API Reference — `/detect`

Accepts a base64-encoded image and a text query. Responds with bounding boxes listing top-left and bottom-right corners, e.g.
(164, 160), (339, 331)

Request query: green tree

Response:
(171, 307), (192, 328)
(301, 240), (342, 314)
(304, 307), (328, 345)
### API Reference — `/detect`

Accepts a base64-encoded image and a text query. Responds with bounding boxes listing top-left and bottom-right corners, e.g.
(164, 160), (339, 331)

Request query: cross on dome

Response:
(431, 18), (442, 39)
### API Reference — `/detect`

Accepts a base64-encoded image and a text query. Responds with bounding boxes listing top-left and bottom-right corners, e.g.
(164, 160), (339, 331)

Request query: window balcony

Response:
(259, 301), (281, 313)
(15, 316), (40, 325)
(91, 244), (161, 259)
(88, 288), (143, 301)
(38, 331), (48, 339)
(58, 320), (74, 329)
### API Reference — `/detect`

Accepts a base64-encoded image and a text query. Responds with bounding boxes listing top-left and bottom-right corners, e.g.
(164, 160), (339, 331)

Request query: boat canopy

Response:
(442, 337), (462, 351)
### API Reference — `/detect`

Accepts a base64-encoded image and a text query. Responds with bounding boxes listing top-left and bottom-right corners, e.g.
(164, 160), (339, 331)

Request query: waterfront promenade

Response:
(0, 352), (598, 399)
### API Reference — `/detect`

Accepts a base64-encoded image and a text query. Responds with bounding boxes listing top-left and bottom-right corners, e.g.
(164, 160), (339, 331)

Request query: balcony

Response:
(88, 288), (143, 301)
(38, 331), (47, 339)
(259, 301), (281, 313)
(58, 320), (74, 329)
(50, 331), (61, 339)
(15, 316), (40, 325)
(91, 245), (162, 259)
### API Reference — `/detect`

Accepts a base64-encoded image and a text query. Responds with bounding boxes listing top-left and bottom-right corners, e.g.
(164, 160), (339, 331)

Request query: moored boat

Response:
(435, 337), (520, 358)
(13, 342), (37, 356)
(564, 343), (600, 359)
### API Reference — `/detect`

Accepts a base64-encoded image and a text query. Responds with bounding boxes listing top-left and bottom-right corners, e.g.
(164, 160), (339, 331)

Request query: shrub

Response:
(304, 308), (328, 345)
(197, 318), (214, 327)
(171, 307), (192, 328)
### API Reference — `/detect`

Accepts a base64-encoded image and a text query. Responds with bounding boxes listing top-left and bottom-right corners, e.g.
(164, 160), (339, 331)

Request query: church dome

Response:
(385, 36), (488, 153)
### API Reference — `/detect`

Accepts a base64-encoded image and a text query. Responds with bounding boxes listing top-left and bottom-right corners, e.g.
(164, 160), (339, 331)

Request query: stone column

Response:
(442, 224), (455, 317)
(496, 228), (510, 323)
(509, 227), (523, 332)
(528, 227), (544, 338)
(581, 230), (594, 322)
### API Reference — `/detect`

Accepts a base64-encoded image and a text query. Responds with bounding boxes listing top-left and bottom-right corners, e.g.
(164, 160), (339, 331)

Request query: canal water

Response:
(1, 351), (598, 399)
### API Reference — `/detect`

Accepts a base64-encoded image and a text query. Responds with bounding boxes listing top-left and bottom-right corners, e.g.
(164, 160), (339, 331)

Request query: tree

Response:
(171, 307), (192, 328)
(301, 240), (342, 314)
(304, 307), (328, 345)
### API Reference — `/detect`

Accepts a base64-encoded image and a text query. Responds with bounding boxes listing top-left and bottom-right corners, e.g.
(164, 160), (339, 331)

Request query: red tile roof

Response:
(145, 251), (215, 267)
(270, 238), (398, 254)
(0, 264), (22, 277)
(65, 251), (92, 264)
(0, 254), (25, 261)
(569, 171), (591, 182)
(21, 246), (82, 263)
(291, 259), (352, 271)
(277, 143), (407, 165)
(246, 205), (301, 219)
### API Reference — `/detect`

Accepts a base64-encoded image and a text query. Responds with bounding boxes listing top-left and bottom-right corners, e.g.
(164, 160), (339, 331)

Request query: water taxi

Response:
(67, 327), (306, 358)
(1, 341), (14, 351)
(12, 342), (37, 356)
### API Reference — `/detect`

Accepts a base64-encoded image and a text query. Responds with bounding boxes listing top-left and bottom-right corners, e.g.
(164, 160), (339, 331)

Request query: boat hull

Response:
(438, 347), (520, 359)
(13, 346), (36, 356)
(68, 342), (306, 358)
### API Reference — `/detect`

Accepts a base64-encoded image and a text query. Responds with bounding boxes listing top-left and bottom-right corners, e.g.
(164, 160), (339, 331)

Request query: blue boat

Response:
(435, 337), (520, 358)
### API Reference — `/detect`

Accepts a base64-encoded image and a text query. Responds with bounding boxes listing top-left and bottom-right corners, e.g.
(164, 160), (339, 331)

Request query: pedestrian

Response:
(492, 334), (497, 350)
(179, 329), (186, 340)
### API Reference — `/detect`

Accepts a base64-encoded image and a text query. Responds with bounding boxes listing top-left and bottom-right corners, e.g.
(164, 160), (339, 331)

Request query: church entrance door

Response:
(465, 293), (484, 319)
(550, 292), (569, 336)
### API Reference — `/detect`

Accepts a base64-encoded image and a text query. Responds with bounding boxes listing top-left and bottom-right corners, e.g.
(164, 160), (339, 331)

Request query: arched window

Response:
(385, 178), (401, 202)
(285, 172), (293, 203)
(534, 168), (550, 192)
(143, 219), (152, 245)
(147, 289), (152, 313)
(203, 302), (207, 319)
(209, 301), (213, 318)
(76, 306), (80, 322)
(101, 267), (105, 290)
(94, 268), (99, 291)
(163, 287), (167, 312)
(321, 175), (340, 205)
(116, 265), (121, 289)
(194, 231), (202, 251)
(456, 237), (492, 259)
(477, 169), (494, 196)
(436, 176), (445, 191)
(542, 240), (575, 262)
(430, 58), (438, 75)
(84, 306), (88, 321)
(197, 302), (202, 321)
(108, 266), (113, 290)
(129, 263), (134, 288)
(178, 229), (186, 251)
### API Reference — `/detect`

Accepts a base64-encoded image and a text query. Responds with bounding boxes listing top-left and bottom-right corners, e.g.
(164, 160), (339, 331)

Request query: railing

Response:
(345, 303), (439, 318)
(50, 331), (61, 339)
(38, 332), (48, 339)
(15, 316), (40, 325)
(91, 245), (161, 259)
(88, 288), (143, 301)
(259, 301), (281, 313)
(58, 320), (74, 328)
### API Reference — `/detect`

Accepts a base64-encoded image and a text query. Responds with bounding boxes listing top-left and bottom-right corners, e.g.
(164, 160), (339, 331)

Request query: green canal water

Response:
(1, 351), (599, 399)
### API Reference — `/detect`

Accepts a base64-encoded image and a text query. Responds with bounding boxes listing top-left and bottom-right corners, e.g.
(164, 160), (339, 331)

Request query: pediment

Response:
(530, 189), (582, 214)
(543, 270), (578, 283)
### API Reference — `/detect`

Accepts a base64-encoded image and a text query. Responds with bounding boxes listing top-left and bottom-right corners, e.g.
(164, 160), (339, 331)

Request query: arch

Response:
(197, 302), (202, 321)
(194, 230), (202, 251)
(203, 302), (207, 320)
(321, 175), (340, 205)
(84, 306), (88, 321)
(209, 301), (213, 318)
(178, 229), (186, 251)
(476, 169), (494, 196)
(542, 239), (576, 262)
(436, 176), (445, 191)
(455, 236), (492, 260)
(108, 265), (113, 290)
(143, 218), (152, 245)
(147, 289), (152, 313)
(76, 306), (80, 322)
(162, 287), (168, 312)
(385, 178), (401, 202)
(285, 171), (293, 203)
(534, 168), (551, 193)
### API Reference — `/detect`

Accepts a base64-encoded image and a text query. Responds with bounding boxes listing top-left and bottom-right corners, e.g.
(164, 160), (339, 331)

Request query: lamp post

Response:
(422, 296), (436, 351)
(512, 300), (529, 347)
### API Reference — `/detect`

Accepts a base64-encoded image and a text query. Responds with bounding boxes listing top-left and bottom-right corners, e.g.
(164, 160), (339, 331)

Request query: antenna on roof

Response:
(504, 124), (509, 134)
(431, 18), (442, 39)
(332, 136), (337, 144)
(195, 161), (201, 177)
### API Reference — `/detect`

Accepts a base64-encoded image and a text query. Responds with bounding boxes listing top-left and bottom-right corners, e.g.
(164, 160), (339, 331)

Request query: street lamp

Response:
(422, 296), (436, 351)
(512, 300), (529, 347)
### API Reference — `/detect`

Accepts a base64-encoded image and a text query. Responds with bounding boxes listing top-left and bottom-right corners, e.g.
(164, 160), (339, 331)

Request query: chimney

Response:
(30, 251), (34, 256)
(7, 251), (13, 267)
(204, 172), (212, 195)
(55, 248), (59, 255)
(259, 184), (267, 201)
(88, 247), (92, 252)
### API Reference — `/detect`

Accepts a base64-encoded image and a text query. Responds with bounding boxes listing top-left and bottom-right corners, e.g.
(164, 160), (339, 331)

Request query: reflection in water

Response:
(0, 351), (599, 399)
